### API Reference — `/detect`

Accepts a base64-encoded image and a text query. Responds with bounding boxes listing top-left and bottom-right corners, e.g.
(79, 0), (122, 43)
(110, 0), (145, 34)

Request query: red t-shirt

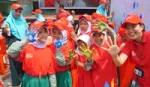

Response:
(121, 32), (150, 87)
(17, 44), (56, 76)
(56, 10), (70, 19)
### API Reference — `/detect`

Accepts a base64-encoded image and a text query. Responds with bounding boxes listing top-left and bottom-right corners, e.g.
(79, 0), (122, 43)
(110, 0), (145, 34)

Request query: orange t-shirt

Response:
(17, 44), (56, 76)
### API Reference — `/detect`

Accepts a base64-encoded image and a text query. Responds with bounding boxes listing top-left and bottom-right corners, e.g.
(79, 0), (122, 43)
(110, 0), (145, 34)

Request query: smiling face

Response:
(52, 27), (62, 40)
(125, 23), (144, 41)
(37, 27), (49, 43)
(92, 32), (105, 45)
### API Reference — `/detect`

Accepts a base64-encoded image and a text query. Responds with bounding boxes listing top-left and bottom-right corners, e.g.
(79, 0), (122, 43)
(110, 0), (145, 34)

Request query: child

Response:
(75, 34), (94, 87)
(7, 21), (57, 87)
(50, 18), (74, 87)
(89, 25), (118, 87)
(77, 14), (91, 36)
(32, 9), (45, 22)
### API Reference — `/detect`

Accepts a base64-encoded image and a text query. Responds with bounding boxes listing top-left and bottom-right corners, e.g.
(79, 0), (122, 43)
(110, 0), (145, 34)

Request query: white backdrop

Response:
(111, 0), (150, 31)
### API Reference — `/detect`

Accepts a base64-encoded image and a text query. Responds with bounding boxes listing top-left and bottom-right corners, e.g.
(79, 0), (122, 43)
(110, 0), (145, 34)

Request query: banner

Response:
(111, 0), (150, 31)
(39, 0), (100, 9)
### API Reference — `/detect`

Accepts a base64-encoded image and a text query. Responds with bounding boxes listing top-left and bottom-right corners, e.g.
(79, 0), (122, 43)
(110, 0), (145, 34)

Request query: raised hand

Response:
(26, 30), (36, 42)
(101, 33), (125, 57)
(79, 44), (95, 61)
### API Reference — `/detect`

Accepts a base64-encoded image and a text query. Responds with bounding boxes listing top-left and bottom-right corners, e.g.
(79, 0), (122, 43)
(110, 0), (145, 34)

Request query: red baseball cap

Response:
(32, 9), (42, 14)
(122, 14), (143, 28)
(100, 0), (108, 4)
(11, 3), (23, 10)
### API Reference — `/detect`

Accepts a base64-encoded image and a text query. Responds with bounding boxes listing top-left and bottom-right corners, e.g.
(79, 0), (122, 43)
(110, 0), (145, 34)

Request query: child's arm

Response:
(7, 39), (29, 58)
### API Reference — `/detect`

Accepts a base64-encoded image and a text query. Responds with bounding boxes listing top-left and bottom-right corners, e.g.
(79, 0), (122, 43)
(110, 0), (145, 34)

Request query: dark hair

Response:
(59, 4), (64, 9)
(124, 23), (145, 32)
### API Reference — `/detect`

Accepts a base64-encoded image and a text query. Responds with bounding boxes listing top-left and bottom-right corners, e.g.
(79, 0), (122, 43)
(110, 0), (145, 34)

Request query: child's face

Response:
(77, 40), (88, 51)
(79, 19), (88, 32)
(37, 28), (49, 43)
(52, 27), (62, 40)
(92, 32), (105, 45)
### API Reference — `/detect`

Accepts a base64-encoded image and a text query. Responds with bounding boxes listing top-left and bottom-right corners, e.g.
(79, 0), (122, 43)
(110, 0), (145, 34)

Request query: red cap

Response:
(45, 18), (54, 30)
(29, 21), (44, 31)
(53, 18), (68, 30)
(32, 9), (42, 14)
(100, 0), (108, 4)
(11, 3), (23, 10)
(122, 14), (143, 28)
(79, 14), (91, 21)
(92, 12), (108, 23)
(118, 27), (126, 36)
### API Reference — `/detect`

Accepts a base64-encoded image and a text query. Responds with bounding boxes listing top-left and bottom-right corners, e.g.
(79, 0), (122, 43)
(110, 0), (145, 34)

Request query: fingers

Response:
(105, 40), (111, 47)
(119, 43), (125, 51)
(101, 47), (108, 51)
(108, 36), (113, 46)
(113, 34), (117, 45)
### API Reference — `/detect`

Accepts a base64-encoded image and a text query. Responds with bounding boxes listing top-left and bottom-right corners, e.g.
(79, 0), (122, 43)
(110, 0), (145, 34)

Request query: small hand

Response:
(26, 30), (36, 42)
(79, 44), (95, 61)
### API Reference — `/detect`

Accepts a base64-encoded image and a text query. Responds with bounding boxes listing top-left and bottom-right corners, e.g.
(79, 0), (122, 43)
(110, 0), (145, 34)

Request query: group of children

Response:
(0, 1), (150, 87)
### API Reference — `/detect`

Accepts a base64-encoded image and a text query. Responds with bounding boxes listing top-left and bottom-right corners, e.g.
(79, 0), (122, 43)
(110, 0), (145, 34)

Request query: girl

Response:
(106, 14), (150, 87)
(2, 3), (28, 86)
(7, 21), (57, 87)
(75, 34), (94, 87)
(50, 18), (74, 87)
(87, 21), (118, 87)
(71, 14), (91, 42)
(77, 14), (91, 36)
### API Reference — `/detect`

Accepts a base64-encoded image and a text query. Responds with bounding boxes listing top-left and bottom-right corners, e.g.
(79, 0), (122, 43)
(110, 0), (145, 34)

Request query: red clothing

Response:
(90, 42), (118, 87)
(45, 0), (55, 7)
(117, 37), (136, 87)
(57, 10), (70, 19)
(77, 55), (94, 87)
(121, 32), (150, 87)
(49, 40), (73, 72)
(17, 44), (56, 76)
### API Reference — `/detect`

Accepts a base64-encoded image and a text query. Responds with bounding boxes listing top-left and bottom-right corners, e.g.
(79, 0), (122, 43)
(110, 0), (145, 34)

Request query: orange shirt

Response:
(56, 10), (70, 19)
(17, 44), (56, 76)
(121, 32), (150, 87)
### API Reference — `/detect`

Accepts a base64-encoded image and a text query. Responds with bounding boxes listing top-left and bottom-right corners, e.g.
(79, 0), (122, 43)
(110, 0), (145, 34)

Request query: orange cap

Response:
(79, 14), (91, 21)
(122, 14), (143, 28)
(100, 0), (108, 4)
(108, 22), (116, 29)
(92, 13), (108, 23)
(11, 3), (23, 10)
(32, 9), (42, 14)
(53, 18), (68, 30)
(118, 27), (126, 36)
(0, 13), (4, 21)
(45, 18), (54, 29)
(29, 21), (44, 31)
